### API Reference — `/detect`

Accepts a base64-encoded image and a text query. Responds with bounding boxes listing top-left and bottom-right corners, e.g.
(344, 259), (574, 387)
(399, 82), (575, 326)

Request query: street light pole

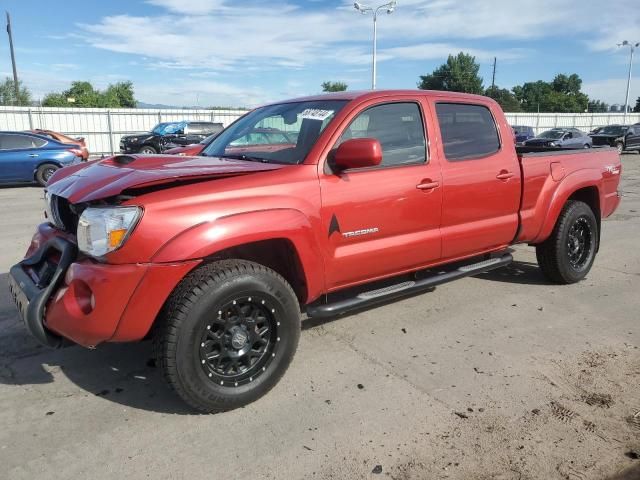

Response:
(618, 40), (639, 125)
(6, 11), (20, 105)
(354, 1), (397, 90)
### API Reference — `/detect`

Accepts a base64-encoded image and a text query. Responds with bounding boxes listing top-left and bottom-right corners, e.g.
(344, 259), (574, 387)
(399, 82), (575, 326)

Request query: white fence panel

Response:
(505, 112), (640, 135)
(0, 106), (248, 155)
(0, 107), (639, 155)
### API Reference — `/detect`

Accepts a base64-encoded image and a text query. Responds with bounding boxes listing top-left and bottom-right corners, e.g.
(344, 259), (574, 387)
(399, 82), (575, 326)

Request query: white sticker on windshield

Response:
(299, 109), (334, 121)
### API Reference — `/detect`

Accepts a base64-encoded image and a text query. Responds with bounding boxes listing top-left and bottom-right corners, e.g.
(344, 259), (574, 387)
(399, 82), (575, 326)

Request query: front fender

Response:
(151, 208), (325, 302)
(532, 169), (603, 244)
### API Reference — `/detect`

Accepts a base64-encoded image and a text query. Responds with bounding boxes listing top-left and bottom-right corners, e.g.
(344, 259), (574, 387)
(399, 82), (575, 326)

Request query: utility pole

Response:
(6, 11), (20, 105)
(491, 57), (496, 92)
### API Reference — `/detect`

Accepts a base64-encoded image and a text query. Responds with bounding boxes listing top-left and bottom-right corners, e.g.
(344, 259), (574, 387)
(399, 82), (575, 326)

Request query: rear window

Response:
(436, 103), (501, 161)
(0, 134), (46, 150)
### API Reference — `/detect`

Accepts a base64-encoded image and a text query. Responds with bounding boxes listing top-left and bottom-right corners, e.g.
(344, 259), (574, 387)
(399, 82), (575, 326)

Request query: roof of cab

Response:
(266, 89), (494, 105)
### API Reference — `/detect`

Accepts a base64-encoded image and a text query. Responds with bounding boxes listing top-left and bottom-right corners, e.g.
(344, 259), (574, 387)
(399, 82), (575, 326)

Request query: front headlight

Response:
(77, 206), (142, 257)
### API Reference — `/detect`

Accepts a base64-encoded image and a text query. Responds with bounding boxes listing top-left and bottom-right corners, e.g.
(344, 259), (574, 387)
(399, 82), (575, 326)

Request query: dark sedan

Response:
(590, 125), (640, 154)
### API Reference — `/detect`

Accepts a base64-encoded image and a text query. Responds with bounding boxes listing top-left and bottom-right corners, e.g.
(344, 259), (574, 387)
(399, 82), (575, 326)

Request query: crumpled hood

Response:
(46, 154), (286, 203)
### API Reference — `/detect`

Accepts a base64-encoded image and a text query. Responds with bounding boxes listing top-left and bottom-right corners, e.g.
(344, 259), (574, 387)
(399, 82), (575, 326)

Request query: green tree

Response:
(322, 81), (348, 92)
(42, 80), (137, 108)
(512, 74), (589, 113)
(418, 52), (484, 94)
(0, 77), (32, 106)
(485, 87), (522, 112)
(634, 96), (640, 113)
(588, 99), (609, 113)
(103, 81), (136, 108)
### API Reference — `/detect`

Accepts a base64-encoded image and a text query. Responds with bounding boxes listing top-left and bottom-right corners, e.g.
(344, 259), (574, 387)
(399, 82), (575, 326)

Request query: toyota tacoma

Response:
(9, 90), (622, 412)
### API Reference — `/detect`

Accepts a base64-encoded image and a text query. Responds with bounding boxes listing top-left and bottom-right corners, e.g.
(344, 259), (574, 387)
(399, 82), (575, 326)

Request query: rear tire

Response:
(535, 200), (598, 284)
(154, 259), (301, 413)
(35, 163), (59, 186)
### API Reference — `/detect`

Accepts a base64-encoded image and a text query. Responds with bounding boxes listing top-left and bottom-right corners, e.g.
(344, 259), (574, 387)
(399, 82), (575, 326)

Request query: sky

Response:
(0, 0), (638, 108)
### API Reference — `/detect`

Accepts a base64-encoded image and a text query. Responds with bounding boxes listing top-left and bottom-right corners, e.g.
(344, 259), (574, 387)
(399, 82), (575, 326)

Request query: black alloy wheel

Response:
(199, 295), (278, 387)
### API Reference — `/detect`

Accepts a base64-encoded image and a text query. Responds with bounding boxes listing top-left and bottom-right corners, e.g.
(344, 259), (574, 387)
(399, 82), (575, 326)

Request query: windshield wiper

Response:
(219, 154), (270, 163)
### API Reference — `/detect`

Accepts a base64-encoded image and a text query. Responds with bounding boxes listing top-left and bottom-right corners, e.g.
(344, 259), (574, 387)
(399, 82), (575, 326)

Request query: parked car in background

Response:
(0, 131), (83, 186)
(30, 129), (89, 161)
(589, 126), (604, 135)
(524, 128), (592, 149)
(164, 128), (295, 156)
(511, 125), (535, 144)
(164, 133), (217, 156)
(119, 121), (224, 154)
(590, 124), (640, 154)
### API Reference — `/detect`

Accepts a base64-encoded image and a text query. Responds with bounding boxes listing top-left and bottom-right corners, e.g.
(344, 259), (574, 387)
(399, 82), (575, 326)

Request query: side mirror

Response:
(333, 138), (382, 170)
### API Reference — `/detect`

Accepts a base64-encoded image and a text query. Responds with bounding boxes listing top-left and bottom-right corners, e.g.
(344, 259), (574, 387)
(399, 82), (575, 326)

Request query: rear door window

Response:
(436, 103), (501, 161)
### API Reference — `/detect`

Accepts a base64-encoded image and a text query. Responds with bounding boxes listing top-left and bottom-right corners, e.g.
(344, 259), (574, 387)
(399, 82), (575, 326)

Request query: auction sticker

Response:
(299, 109), (334, 121)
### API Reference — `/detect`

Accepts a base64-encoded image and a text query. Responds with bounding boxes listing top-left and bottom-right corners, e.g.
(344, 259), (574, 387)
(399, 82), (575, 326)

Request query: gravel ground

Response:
(0, 155), (639, 480)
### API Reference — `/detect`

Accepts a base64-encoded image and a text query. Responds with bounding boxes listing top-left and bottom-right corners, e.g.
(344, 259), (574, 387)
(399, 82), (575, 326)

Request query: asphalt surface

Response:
(1, 156), (639, 480)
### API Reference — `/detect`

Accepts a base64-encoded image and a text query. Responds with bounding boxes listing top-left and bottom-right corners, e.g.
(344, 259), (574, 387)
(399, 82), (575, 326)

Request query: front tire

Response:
(139, 145), (157, 154)
(155, 260), (300, 413)
(615, 142), (624, 155)
(535, 200), (598, 284)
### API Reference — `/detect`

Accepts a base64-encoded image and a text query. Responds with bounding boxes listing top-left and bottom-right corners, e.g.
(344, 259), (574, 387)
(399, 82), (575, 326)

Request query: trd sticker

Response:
(299, 109), (334, 121)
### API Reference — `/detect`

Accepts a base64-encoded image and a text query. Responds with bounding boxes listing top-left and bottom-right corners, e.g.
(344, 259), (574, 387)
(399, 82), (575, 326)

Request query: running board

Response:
(306, 253), (513, 319)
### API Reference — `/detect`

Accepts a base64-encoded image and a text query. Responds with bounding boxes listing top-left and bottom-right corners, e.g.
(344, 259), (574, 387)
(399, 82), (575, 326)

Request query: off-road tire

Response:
(35, 163), (59, 186)
(154, 259), (300, 413)
(536, 200), (598, 284)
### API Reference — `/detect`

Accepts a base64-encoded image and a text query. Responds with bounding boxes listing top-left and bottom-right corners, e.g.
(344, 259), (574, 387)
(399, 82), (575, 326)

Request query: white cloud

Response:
(582, 77), (640, 107)
(65, 0), (640, 106)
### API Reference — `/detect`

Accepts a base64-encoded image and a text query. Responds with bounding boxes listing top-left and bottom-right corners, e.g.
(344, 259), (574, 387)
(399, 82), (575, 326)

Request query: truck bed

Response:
(515, 146), (621, 244)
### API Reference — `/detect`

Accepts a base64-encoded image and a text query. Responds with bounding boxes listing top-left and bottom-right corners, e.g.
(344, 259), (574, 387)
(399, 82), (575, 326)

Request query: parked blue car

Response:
(511, 125), (535, 144)
(0, 131), (83, 186)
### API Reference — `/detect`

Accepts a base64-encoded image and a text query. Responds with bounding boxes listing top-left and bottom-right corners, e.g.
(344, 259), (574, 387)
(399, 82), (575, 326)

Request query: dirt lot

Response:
(1, 156), (639, 480)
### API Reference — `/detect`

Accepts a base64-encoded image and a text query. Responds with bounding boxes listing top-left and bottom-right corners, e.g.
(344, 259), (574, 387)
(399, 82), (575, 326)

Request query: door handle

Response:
(29, 154), (39, 157)
(416, 180), (440, 190)
(496, 171), (514, 180)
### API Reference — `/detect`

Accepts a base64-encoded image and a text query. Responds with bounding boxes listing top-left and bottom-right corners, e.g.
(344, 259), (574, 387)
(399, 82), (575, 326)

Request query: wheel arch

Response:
(151, 208), (325, 304)
(533, 172), (603, 245)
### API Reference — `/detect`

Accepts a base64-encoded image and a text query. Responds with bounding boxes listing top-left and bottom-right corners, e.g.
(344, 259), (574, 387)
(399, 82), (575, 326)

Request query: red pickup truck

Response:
(9, 90), (621, 412)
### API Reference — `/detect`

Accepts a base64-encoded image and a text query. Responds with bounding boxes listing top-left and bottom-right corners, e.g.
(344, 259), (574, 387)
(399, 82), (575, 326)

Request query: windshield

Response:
(201, 100), (348, 164)
(152, 122), (186, 135)
(538, 130), (566, 139)
(599, 125), (627, 135)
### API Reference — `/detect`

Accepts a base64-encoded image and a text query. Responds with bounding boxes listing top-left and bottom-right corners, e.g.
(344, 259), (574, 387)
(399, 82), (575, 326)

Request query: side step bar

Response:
(306, 253), (513, 319)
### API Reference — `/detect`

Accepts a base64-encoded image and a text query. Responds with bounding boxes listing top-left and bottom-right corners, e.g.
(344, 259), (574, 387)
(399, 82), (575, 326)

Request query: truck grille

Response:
(48, 194), (79, 232)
